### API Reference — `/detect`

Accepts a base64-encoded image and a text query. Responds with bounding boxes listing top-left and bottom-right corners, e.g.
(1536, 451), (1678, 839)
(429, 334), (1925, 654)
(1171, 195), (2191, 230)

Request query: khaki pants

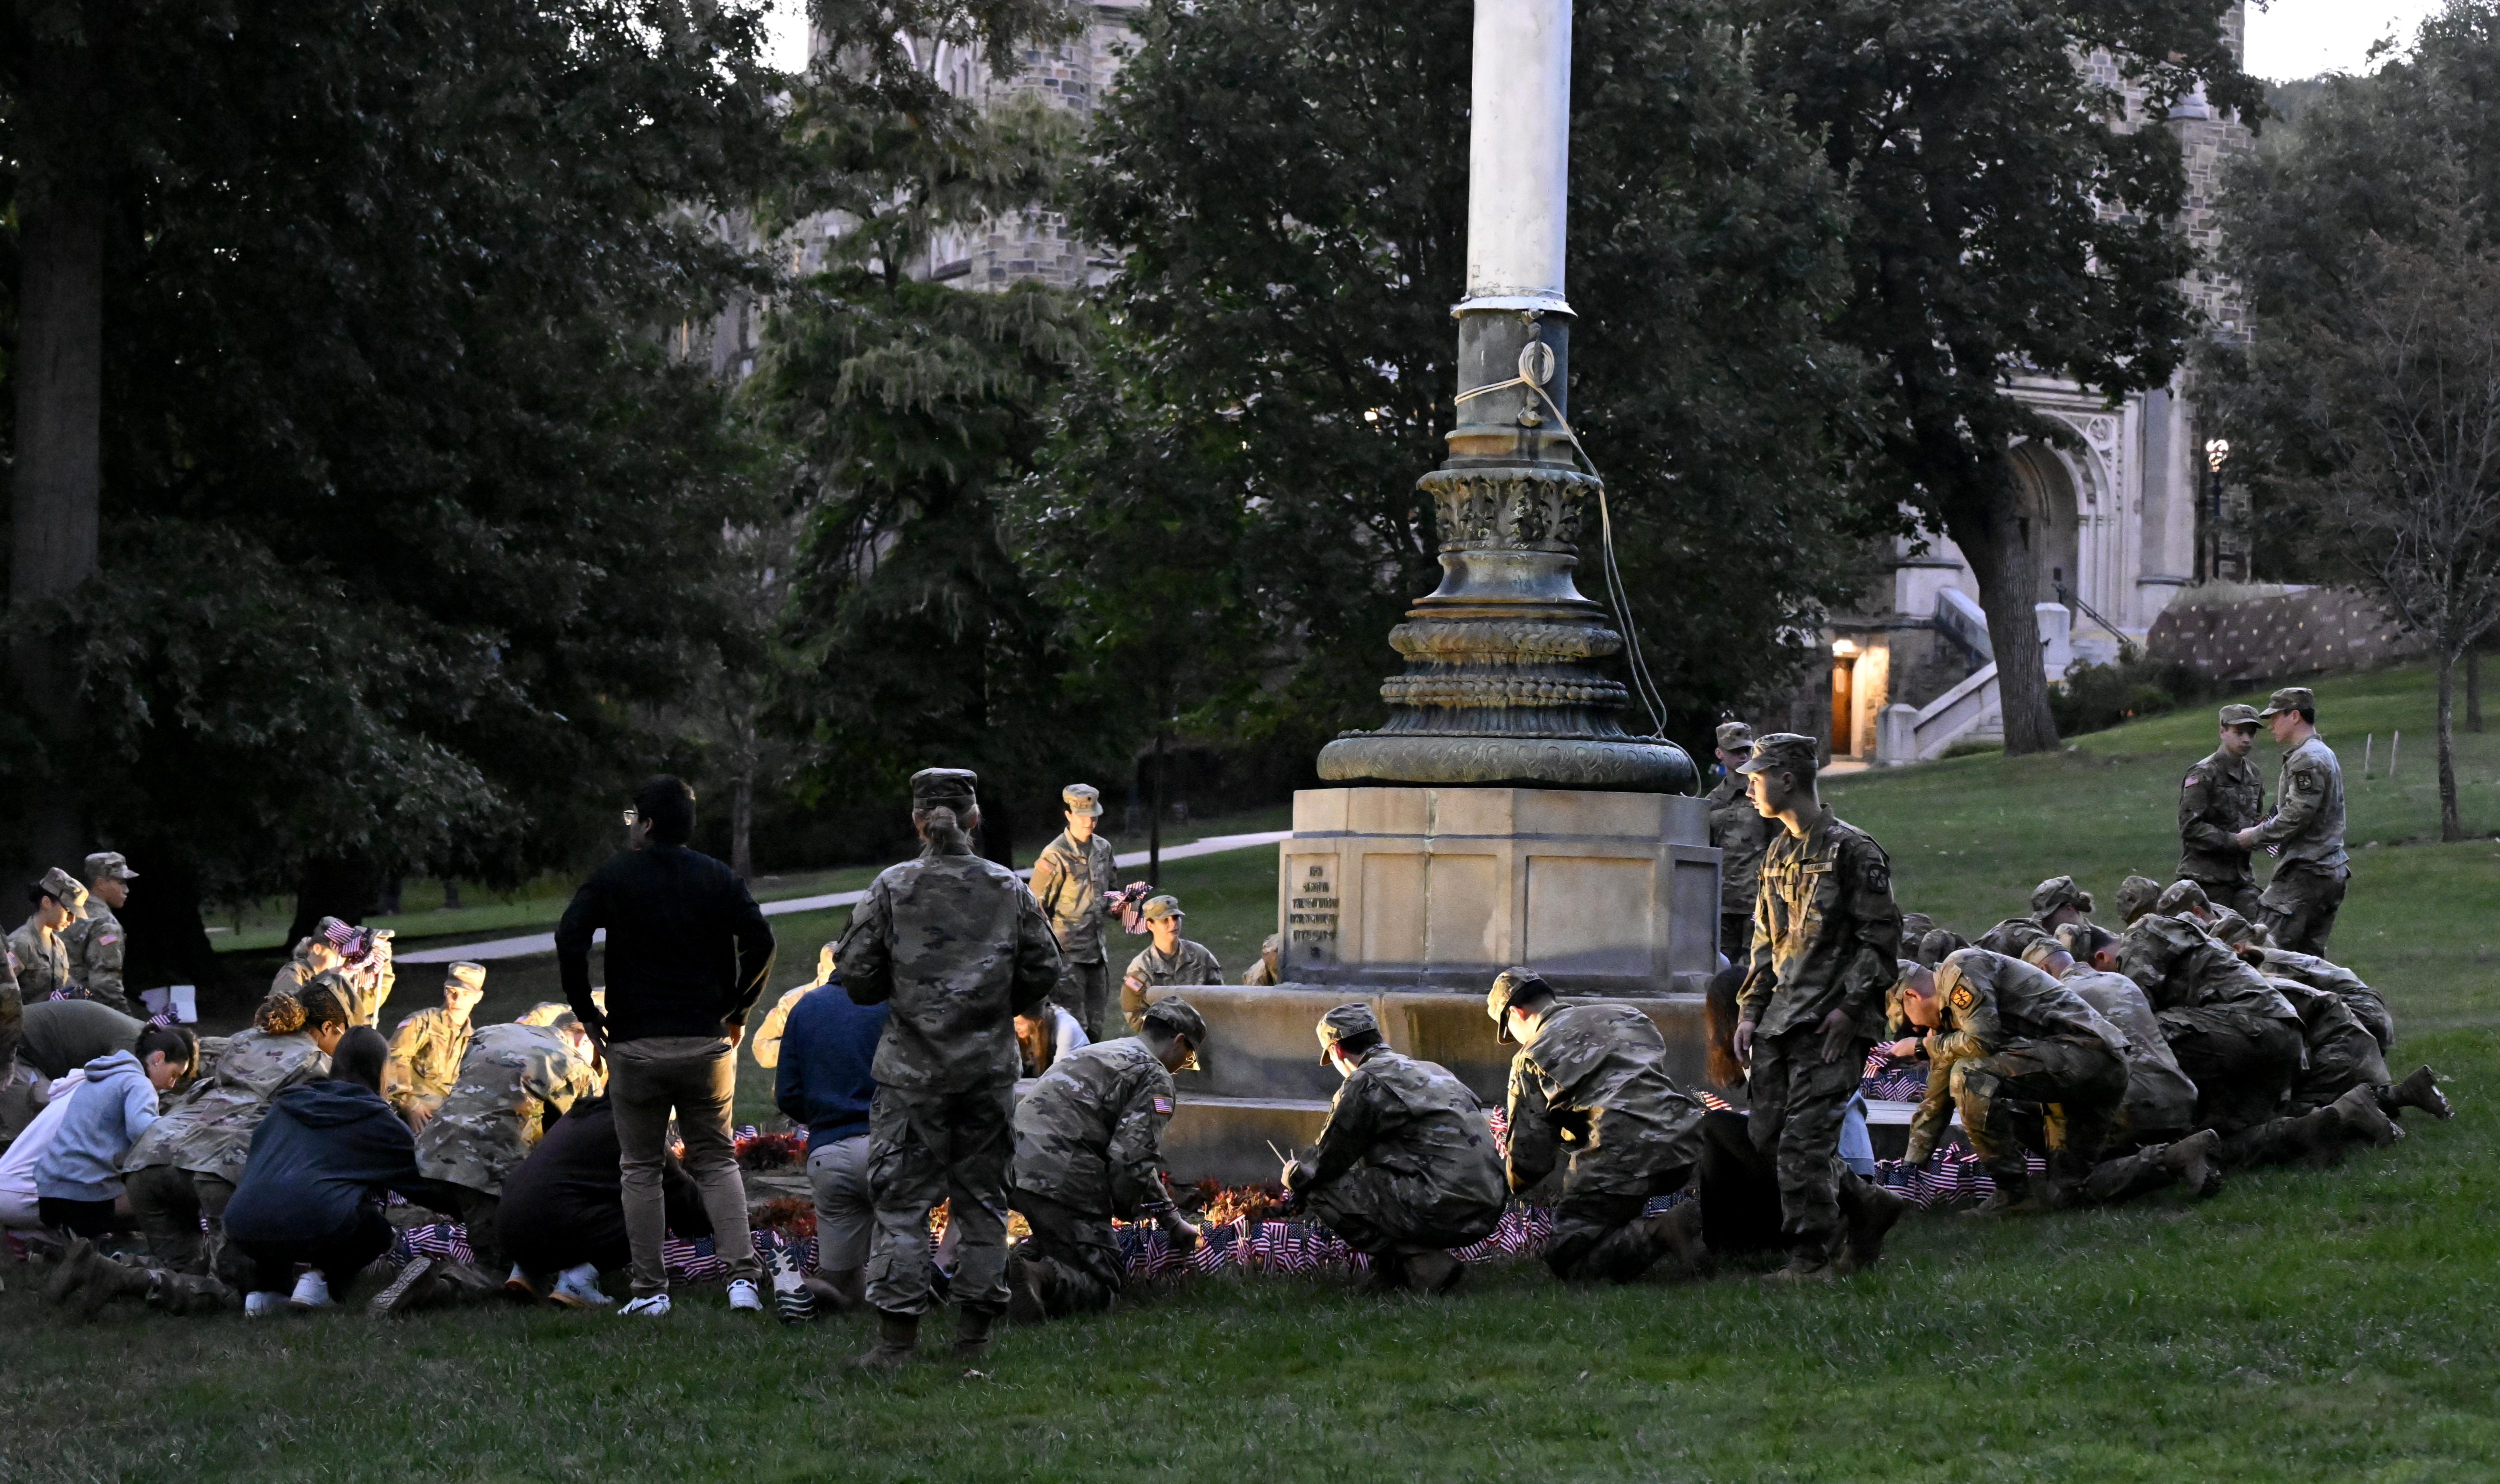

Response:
(608, 1036), (758, 1297)
(806, 1134), (874, 1275)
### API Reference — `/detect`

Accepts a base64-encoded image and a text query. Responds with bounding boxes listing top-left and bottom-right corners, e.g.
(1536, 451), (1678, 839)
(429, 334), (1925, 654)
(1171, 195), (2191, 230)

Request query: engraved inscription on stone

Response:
(1287, 858), (1340, 961)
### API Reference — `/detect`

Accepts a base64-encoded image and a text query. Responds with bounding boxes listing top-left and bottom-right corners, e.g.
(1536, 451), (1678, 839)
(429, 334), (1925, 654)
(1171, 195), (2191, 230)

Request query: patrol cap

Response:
(2154, 879), (2211, 918)
(1714, 721), (1756, 752)
(1140, 996), (1206, 1070)
(1486, 967), (1552, 1042)
(2112, 874), (2164, 924)
(2056, 920), (2116, 959)
(517, 1002), (578, 1029)
(1141, 894), (1184, 922)
(1891, 958), (1928, 994)
(1900, 911), (1936, 941)
(1916, 927), (1967, 967)
(2218, 703), (2261, 729)
(2030, 875), (2093, 917)
(910, 767), (979, 808)
(2018, 938), (2068, 970)
(84, 852), (138, 882)
(444, 962), (488, 994)
(33, 867), (87, 911)
(2256, 686), (2315, 719)
(2209, 909), (2264, 947)
(1314, 1002), (1379, 1063)
(1734, 732), (1816, 777)
(1060, 783), (1104, 817)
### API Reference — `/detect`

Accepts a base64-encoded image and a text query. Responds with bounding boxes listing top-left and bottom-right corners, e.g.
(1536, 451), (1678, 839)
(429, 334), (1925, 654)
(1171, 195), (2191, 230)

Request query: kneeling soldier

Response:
(1490, 968), (1706, 1283)
(1006, 997), (1206, 1323)
(1120, 895), (1222, 1031)
(1897, 949), (2130, 1213)
(1282, 1004), (1506, 1295)
(412, 1005), (602, 1286)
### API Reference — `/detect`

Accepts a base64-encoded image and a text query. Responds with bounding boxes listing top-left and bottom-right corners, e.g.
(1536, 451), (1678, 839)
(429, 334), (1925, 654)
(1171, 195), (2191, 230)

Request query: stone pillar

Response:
(2036, 602), (2072, 679)
(1874, 703), (1918, 766)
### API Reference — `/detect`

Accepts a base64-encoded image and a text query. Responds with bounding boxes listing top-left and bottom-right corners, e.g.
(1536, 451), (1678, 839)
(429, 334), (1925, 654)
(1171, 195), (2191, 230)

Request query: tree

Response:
(4, 0), (786, 975)
(1051, 0), (1870, 765)
(1752, 0), (2258, 753)
(2204, 2), (2500, 840)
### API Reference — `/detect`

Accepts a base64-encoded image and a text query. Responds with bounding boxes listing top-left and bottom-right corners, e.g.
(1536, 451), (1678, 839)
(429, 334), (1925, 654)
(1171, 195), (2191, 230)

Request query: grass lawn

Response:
(6, 671), (2494, 1483)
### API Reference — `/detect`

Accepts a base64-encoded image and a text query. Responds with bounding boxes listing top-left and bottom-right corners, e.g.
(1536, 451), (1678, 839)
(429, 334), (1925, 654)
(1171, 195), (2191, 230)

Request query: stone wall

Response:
(2146, 586), (2425, 684)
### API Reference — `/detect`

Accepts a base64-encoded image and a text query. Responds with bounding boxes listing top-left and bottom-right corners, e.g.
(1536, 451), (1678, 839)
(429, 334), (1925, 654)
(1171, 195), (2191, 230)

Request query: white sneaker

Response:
(287, 1272), (332, 1311)
(618, 1293), (671, 1318)
(244, 1291), (284, 1318)
(550, 1265), (612, 1308)
(726, 1277), (762, 1313)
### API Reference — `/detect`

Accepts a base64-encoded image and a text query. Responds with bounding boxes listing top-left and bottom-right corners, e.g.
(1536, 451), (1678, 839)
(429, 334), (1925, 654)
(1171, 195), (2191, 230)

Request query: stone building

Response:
(1814, 5), (2258, 765)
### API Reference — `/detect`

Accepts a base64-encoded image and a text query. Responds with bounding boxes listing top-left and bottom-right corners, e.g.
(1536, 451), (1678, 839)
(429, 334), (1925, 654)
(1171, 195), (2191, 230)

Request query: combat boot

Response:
(2158, 1130), (2224, 1198)
(952, 1305), (999, 1364)
(2330, 1085), (2404, 1150)
(1358, 1250), (1412, 1295)
(1402, 1250), (1465, 1296)
(1964, 1163), (2036, 1217)
(44, 1238), (99, 1307)
(804, 1266), (866, 1315)
(853, 1309), (920, 1371)
(370, 1256), (442, 1316)
(1764, 1243), (1836, 1283)
(1634, 1200), (1710, 1281)
(1834, 1174), (1908, 1274)
(1004, 1254), (1050, 1326)
(2384, 1065), (2452, 1121)
(75, 1255), (158, 1318)
(148, 1271), (236, 1317)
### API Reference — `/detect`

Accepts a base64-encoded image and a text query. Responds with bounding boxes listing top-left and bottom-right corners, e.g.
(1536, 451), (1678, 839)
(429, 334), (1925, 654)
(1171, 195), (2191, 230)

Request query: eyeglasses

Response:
(621, 808), (640, 826)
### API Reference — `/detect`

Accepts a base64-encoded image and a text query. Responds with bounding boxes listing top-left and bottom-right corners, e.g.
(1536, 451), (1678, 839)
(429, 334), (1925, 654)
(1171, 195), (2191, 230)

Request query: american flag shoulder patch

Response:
(2184, 771), (2202, 786)
(1152, 1095), (1174, 1115)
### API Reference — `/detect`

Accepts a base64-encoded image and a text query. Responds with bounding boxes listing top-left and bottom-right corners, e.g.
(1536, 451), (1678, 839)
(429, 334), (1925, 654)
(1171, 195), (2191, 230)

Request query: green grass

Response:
(8, 671), (2496, 1482)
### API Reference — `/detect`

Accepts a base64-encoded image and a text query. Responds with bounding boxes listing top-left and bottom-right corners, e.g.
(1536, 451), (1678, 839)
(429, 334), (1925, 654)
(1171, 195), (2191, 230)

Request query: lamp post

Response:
(1315, 0), (1693, 792)
(2204, 438), (2230, 583)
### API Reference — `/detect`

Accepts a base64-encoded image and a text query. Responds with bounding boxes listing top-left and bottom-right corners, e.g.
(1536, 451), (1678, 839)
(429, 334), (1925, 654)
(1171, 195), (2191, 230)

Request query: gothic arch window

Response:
(2010, 441), (2082, 606)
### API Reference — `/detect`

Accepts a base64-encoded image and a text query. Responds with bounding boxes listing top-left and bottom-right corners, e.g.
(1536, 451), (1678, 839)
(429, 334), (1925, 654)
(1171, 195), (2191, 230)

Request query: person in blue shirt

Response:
(773, 968), (888, 1318)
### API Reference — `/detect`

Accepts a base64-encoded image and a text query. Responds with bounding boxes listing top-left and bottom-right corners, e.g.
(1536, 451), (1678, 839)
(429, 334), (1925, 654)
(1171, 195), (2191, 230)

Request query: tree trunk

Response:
(1944, 500), (2062, 754)
(2469, 646), (2483, 734)
(10, 39), (112, 883)
(980, 796), (1016, 872)
(116, 840), (234, 1008)
(2437, 651), (2462, 843)
(731, 770), (754, 878)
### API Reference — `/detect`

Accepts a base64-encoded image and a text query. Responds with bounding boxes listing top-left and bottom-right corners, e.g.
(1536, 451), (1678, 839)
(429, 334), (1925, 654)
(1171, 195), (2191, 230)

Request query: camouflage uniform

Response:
(62, 901), (130, 1015)
(1504, 1001), (1704, 1281)
(2056, 966), (2198, 1144)
(1007, 1036), (1182, 1316)
(1906, 951), (2130, 1191)
(2252, 727), (2349, 956)
(2114, 914), (2304, 1135)
(2269, 976), (2390, 1114)
(121, 1028), (328, 1275)
(1120, 939), (1222, 1032)
(10, 917), (73, 1003)
(1292, 1047), (1506, 1260)
(1704, 770), (1770, 964)
(384, 1005), (476, 1119)
(1028, 818), (1120, 1040)
(2248, 945), (2392, 1051)
(414, 1021), (600, 1269)
(836, 831), (1062, 1319)
(2178, 747), (2266, 920)
(1737, 797), (1901, 1262)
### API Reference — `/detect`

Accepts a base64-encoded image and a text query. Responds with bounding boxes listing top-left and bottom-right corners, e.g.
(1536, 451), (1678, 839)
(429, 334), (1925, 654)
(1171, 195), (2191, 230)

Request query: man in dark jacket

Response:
(772, 974), (888, 1316)
(222, 1028), (430, 1315)
(556, 774), (775, 1319)
(493, 1095), (712, 1309)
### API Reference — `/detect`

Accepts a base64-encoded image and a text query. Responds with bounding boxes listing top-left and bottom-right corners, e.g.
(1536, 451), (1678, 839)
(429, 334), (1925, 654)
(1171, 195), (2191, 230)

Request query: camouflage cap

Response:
(1714, 721), (1756, 752)
(2056, 920), (2116, 959)
(2112, 874), (2164, 924)
(2218, 703), (2261, 728)
(2208, 908), (2264, 947)
(83, 851), (138, 882)
(516, 1002), (577, 1029)
(910, 766), (979, 808)
(1314, 1002), (1380, 1062)
(1141, 894), (1184, 922)
(444, 962), (488, 994)
(1892, 958), (1928, 993)
(2154, 879), (2212, 918)
(1486, 966), (1552, 1042)
(1915, 927), (1968, 967)
(1141, 996), (1206, 1069)
(2256, 686), (2315, 719)
(34, 867), (88, 911)
(1060, 782), (1104, 817)
(2018, 938), (2068, 970)
(2030, 875), (2094, 917)
(1734, 732), (1817, 776)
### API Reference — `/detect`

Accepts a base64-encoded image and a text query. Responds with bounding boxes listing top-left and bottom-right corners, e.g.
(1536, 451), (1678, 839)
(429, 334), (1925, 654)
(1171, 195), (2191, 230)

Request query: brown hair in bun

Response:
(255, 991), (308, 1034)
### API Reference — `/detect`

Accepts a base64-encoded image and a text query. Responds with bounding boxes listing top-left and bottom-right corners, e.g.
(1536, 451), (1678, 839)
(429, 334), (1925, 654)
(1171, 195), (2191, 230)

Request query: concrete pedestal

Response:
(1278, 785), (1720, 996)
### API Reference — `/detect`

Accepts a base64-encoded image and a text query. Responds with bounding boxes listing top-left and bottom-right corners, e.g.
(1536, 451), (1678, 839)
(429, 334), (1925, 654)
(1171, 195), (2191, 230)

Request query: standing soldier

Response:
(1004, 997), (1205, 1323)
(12, 869), (88, 1003)
(62, 852), (136, 1014)
(1120, 895), (1222, 1031)
(1282, 1003), (1507, 1294)
(836, 767), (1061, 1369)
(2179, 703), (2266, 919)
(384, 962), (488, 1127)
(1028, 783), (1121, 1039)
(411, 1005), (602, 1286)
(1704, 722), (1770, 966)
(2234, 687), (2350, 955)
(1732, 734), (1903, 1280)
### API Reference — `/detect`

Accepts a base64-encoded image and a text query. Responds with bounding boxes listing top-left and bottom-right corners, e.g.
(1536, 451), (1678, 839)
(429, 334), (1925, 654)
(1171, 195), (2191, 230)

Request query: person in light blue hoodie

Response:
(32, 1025), (196, 1239)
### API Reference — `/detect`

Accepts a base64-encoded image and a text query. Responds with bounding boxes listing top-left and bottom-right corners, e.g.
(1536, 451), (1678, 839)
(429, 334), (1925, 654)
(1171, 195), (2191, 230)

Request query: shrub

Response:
(2051, 644), (2206, 735)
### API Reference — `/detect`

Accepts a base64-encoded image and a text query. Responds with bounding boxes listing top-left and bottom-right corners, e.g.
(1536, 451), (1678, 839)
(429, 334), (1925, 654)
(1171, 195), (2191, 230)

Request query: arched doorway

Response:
(2010, 442), (2081, 605)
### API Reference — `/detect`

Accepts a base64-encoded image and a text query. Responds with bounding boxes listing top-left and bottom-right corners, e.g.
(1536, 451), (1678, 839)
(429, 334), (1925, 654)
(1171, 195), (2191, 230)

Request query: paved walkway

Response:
(398, 830), (1292, 964)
